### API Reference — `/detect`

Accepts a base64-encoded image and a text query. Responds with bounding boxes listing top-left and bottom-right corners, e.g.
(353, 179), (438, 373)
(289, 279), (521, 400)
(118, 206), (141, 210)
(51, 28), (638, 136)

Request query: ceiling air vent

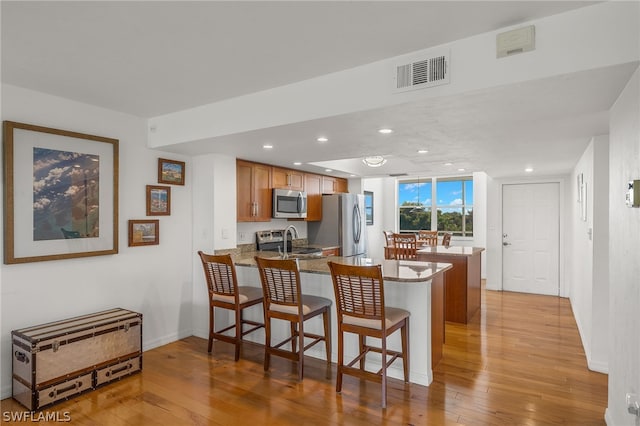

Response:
(394, 48), (450, 93)
(389, 173), (408, 177)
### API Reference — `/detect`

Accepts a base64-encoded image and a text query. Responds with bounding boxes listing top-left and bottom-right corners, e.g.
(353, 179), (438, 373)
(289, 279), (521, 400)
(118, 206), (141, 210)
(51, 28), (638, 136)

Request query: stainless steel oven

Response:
(272, 189), (307, 219)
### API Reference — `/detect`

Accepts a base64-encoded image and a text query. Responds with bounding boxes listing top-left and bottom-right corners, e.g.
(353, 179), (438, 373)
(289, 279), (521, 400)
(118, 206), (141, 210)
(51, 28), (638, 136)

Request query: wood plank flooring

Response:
(1, 286), (608, 425)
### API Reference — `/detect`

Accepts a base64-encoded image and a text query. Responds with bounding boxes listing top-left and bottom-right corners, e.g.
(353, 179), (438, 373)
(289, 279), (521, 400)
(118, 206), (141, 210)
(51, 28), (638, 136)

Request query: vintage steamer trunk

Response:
(12, 308), (142, 411)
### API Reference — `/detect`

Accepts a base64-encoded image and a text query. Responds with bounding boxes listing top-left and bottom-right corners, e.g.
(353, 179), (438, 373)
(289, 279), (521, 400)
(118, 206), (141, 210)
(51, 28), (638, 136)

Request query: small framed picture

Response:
(158, 158), (185, 185)
(146, 185), (171, 216)
(128, 220), (159, 246)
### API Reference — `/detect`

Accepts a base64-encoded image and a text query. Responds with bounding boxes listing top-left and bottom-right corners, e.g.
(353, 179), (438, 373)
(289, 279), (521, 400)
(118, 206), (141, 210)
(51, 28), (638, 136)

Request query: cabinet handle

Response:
(287, 174), (291, 186)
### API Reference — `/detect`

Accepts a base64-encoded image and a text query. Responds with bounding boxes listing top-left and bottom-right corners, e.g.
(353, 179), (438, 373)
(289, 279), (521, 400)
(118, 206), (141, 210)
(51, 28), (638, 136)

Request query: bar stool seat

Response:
(212, 286), (263, 304)
(343, 307), (409, 330)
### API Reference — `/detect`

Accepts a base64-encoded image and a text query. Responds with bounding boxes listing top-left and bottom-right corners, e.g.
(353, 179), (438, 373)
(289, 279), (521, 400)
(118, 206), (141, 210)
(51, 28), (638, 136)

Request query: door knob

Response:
(503, 242), (511, 246)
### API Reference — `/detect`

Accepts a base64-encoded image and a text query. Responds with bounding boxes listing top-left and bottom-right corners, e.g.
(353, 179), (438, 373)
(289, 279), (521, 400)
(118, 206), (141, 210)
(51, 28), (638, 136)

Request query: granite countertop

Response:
(235, 250), (452, 283)
(417, 245), (485, 256)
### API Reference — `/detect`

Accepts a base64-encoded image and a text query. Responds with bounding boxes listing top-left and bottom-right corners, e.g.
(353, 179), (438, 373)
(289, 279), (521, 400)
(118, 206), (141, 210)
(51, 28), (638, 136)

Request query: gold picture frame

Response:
(128, 219), (159, 246)
(146, 185), (171, 216)
(3, 121), (119, 264)
(158, 158), (185, 185)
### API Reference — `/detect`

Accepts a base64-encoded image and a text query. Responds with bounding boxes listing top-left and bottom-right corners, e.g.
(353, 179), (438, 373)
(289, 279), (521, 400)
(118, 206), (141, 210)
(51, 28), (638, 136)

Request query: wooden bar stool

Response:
(383, 230), (395, 260)
(392, 233), (418, 260)
(197, 251), (264, 361)
(255, 256), (332, 381)
(418, 230), (438, 246)
(328, 261), (410, 408)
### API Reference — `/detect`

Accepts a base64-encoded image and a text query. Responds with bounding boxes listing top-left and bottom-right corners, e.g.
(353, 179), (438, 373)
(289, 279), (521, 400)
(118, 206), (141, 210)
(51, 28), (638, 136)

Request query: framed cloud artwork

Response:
(3, 121), (119, 264)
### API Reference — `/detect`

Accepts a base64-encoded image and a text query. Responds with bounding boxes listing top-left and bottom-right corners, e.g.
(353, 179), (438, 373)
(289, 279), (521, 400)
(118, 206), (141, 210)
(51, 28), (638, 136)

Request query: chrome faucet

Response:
(282, 225), (299, 259)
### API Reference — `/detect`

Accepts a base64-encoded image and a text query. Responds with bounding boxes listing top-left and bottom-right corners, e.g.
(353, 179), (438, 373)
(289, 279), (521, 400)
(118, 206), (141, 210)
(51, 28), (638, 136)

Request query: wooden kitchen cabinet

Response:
(272, 167), (304, 191)
(237, 160), (272, 222)
(321, 247), (340, 256)
(322, 176), (348, 194)
(304, 173), (323, 221)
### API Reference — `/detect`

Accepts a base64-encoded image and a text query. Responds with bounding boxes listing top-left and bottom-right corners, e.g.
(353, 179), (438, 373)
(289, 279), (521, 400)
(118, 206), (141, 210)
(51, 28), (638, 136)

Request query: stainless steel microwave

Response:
(273, 189), (307, 219)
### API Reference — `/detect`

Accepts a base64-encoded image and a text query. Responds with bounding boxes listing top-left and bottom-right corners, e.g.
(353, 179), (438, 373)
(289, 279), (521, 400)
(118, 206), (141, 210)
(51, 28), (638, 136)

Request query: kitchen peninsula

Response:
(417, 246), (484, 324)
(232, 252), (452, 386)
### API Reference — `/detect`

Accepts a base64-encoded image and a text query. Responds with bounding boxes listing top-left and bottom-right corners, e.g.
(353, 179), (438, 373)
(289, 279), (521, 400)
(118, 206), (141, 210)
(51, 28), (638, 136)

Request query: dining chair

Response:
(255, 256), (332, 381)
(328, 261), (410, 408)
(383, 230), (395, 259)
(197, 251), (264, 361)
(418, 230), (438, 246)
(392, 233), (418, 260)
(442, 232), (452, 247)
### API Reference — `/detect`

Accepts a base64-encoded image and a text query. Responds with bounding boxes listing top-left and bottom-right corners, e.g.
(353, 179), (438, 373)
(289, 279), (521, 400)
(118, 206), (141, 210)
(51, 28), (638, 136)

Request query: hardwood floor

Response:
(2, 286), (607, 425)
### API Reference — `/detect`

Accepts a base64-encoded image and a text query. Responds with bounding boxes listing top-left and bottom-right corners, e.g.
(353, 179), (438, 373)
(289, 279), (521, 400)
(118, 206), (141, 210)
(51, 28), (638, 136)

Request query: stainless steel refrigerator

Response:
(307, 193), (367, 257)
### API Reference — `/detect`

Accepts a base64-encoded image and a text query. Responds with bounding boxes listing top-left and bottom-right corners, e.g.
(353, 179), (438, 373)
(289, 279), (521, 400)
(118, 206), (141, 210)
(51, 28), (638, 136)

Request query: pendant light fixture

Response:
(362, 156), (387, 167)
(411, 176), (425, 212)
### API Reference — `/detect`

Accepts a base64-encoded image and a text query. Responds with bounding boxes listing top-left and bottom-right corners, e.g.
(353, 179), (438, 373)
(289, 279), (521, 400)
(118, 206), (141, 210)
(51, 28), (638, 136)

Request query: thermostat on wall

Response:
(626, 180), (640, 207)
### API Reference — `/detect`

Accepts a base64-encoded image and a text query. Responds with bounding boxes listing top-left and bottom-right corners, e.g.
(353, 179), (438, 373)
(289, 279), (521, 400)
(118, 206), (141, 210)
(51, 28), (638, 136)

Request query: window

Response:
(436, 178), (473, 237)
(398, 180), (431, 232)
(398, 177), (473, 237)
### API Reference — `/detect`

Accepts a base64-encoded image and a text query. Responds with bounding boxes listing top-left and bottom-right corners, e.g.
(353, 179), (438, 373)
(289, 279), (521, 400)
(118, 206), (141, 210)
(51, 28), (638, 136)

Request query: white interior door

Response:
(502, 183), (559, 296)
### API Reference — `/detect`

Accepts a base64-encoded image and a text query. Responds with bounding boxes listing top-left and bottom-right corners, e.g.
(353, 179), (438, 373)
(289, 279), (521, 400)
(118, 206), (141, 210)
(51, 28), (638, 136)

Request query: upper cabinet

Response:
(322, 176), (348, 194)
(237, 159), (348, 222)
(237, 160), (272, 222)
(304, 173), (323, 221)
(272, 167), (304, 191)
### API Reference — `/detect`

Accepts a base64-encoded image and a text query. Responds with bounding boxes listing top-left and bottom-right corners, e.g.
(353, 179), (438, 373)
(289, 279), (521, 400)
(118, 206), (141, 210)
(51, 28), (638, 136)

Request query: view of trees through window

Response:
(398, 177), (473, 236)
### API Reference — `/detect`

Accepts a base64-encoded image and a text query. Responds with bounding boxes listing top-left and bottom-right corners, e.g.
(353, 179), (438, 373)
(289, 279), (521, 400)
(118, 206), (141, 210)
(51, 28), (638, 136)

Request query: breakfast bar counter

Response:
(232, 251), (452, 386)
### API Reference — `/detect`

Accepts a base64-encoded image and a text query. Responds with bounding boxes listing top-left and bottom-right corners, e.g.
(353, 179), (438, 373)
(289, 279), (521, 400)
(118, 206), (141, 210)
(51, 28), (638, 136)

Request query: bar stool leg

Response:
(208, 306), (214, 353)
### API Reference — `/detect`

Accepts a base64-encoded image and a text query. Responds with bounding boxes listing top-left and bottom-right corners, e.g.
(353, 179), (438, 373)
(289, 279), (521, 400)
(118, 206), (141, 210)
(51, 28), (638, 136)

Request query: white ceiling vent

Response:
(394, 48), (450, 93)
(497, 25), (535, 58)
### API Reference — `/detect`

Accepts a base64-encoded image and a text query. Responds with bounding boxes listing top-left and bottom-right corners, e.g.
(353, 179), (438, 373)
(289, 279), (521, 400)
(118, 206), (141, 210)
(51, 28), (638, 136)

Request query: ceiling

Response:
(3, 1), (633, 179)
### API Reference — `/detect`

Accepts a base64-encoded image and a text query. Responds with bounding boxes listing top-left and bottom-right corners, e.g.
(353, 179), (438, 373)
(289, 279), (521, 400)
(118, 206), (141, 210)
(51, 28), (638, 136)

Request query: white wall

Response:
(605, 67), (640, 426)
(0, 85), (194, 398)
(473, 172), (488, 279)
(363, 178), (387, 260)
(569, 136), (609, 373)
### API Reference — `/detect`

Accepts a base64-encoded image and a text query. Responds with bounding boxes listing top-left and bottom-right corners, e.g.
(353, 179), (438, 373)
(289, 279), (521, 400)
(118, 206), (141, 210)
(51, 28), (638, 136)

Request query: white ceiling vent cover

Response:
(394, 48), (450, 93)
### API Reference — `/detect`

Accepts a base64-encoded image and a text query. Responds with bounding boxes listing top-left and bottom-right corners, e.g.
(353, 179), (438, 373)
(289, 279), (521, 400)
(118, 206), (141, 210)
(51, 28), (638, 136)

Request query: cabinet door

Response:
(322, 176), (336, 194)
(288, 171), (304, 191)
(272, 167), (304, 191)
(335, 178), (348, 193)
(237, 161), (254, 222)
(253, 163), (272, 221)
(304, 173), (322, 221)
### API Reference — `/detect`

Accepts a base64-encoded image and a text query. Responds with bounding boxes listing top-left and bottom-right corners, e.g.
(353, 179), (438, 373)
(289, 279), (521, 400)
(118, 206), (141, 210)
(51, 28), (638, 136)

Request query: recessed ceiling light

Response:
(444, 162), (453, 166)
(317, 137), (328, 142)
(349, 174), (356, 177)
(525, 167), (534, 172)
(263, 144), (273, 149)
(378, 128), (393, 134)
(293, 162), (302, 166)
(418, 149), (429, 154)
(325, 169), (333, 172)
(458, 168), (466, 172)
